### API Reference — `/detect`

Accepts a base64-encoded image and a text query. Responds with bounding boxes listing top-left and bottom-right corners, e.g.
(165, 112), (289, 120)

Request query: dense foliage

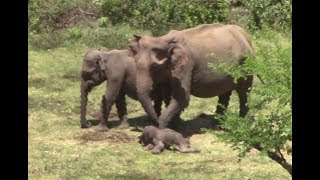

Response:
(28, 0), (292, 36)
(209, 30), (292, 174)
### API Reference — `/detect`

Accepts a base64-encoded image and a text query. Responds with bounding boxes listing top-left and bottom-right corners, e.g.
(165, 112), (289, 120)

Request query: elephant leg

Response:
(153, 84), (171, 118)
(80, 80), (94, 128)
(176, 145), (201, 153)
(158, 80), (191, 129)
(162, 86), (171, 108)
(215, 91), (232, 115)
(157, 88), (173, 128)
(96, 79), (123, 132)
(143, 144), (155, 151)
(153, 96), (163, 118)
(165, 112), (183, 131)
(151, 139), (165, 154)
(236, 75), (253, 117)
(96, 95), (110, 131)
(176, 144), (190, 153)
(116, 91), (129, 129)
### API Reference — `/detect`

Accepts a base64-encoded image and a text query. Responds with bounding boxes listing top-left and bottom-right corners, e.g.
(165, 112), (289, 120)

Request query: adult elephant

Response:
(80, 49), (170, 131)
(128, 23), (254, 129)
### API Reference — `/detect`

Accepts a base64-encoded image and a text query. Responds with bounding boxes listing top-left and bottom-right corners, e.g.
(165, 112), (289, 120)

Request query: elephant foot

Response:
(143, 144), (155, 151)
(118, 121), (129, 129)
(95, 123), (109, 132)
(151, 149), (161, 154)
(81, 121), (93, 128)
(147, 118), (159, 127)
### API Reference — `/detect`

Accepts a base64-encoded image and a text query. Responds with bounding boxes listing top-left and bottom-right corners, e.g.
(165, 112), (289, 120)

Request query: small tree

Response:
(209, 30), (292, 175)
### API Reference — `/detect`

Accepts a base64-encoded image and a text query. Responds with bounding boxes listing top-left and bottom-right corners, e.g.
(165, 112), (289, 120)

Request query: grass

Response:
(28, 32), (291, 179)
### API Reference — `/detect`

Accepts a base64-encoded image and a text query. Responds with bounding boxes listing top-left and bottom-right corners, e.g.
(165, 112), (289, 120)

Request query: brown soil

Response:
(78, 131), (136, 143)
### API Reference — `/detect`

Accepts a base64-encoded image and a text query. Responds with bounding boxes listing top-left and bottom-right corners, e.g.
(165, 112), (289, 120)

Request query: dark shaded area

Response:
(86, 113), (222, 138)
(171, 113), (222, 138)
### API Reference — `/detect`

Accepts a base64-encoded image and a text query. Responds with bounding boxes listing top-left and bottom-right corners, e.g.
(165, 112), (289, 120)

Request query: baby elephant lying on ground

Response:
(138, 126), (201, 154)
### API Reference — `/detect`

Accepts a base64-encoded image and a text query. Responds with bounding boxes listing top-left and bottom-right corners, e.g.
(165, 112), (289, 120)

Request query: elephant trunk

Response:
(136, 73), (159, 125)
(80, 80), (94, 128)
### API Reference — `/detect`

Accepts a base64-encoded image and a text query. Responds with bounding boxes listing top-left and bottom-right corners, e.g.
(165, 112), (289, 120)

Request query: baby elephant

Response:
(138, 125), (201, 154)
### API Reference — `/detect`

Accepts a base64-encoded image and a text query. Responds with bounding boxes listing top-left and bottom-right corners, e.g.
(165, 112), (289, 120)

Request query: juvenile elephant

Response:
(128, 23), (254, 129)
(138, 125), (201, 154)
(80, 49), (170, 131)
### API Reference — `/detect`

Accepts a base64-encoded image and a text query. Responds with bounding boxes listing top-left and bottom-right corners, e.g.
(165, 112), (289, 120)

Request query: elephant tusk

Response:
(153, 58), (168, 65)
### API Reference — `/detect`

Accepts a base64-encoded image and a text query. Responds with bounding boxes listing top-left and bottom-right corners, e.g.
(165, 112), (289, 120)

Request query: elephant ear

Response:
(128, 35), (141, 57)
(97, 55), (106, 70)
(168, 45), (188, 77)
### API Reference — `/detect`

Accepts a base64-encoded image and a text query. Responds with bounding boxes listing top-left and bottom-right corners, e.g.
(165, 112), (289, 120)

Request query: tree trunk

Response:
(254, 145), (292, 176)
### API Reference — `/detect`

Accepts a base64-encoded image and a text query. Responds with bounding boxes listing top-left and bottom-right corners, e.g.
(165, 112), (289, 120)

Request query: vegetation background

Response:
(28, 0), (292, 179)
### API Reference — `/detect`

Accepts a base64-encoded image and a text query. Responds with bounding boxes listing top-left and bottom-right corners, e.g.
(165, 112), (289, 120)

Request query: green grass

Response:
(28, 32), (291, 179)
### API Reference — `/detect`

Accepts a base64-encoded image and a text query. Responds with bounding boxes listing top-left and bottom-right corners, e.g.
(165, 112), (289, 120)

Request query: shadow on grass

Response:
(86, 113), (222, 138)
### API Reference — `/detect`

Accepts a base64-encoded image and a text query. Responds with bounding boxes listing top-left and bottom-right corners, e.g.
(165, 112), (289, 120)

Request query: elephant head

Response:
(80, 50), (106, 128)
(128, 35), (186, 124)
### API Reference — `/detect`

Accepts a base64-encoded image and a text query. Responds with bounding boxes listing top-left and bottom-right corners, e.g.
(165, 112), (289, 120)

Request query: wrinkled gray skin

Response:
(128, 23), (254, 129)
(138, 125), (201, 154)
(80, 50), (170, 131)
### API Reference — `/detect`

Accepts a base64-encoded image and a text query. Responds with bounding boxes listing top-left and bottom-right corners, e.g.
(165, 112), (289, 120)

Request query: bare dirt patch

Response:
(76, 131), (136, 143)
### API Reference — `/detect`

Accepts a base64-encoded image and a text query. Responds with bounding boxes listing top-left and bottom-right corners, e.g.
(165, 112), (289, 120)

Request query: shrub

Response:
(68, 27), (82, 40)
(244, 0), (292, 31)
(209, 30), (292, 175)
(100, 0), (230, 36)
(97, 17), (109, 28)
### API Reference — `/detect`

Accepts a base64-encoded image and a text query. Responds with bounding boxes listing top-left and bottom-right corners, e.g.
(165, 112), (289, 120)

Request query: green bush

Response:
(29, 0), (292, 35)
(100, 0), (230, 36)
(68, 27), (82, 40)
(97, 17), (110, 28)
(244, 0), (292, 31)
(209, 30), (292, 174)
